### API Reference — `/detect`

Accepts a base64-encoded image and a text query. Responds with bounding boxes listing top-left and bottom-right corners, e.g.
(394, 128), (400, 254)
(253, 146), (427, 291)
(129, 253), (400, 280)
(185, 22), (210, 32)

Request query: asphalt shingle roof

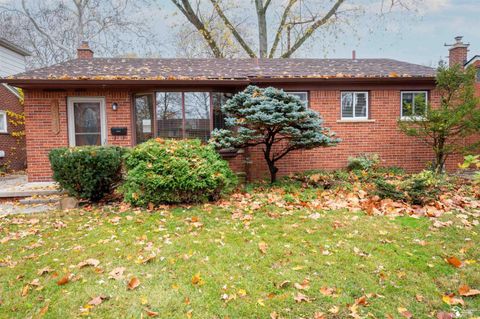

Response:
(7, 58), (436, 81)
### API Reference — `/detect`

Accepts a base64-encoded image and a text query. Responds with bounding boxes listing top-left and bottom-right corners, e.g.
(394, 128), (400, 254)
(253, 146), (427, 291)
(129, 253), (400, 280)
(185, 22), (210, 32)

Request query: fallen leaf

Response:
(37, 267), (53, 276)
(319, 287), (335, 296)
(294, 292), (312, 303)
(258, 242), (268, 254)
(191, 273), (204, 286)
(397, 307), (412, 318)
(57, 274), (70, 286)
(21, 284), (29, 297)
(293, 278), (310, 290)
(328, 306), (340, 314)
(108, 267), (125, 280)
(458, 284), (480, 297)
(127, 277), (140, 290)
(415, 294), (424, 302)
(446, 256), (463, 268)
(436, 312), (454, 319)
(78, 258), (100, 269)
(442, 294), (464, 306)
(38, 303), (49, 317)
(88, 295), (109, 306)
(277, 280), (291, 289)
(145, 308), (159, 317)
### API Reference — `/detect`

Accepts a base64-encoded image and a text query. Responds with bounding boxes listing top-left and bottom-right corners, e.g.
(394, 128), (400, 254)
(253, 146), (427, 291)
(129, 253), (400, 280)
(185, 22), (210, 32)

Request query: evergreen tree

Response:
(210, 86), (339, 183)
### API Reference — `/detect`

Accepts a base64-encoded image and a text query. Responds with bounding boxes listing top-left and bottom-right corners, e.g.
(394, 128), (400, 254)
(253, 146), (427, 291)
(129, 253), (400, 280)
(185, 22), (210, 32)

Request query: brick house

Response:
(0, 38), (30, 172)
(1, 39), (478, 182)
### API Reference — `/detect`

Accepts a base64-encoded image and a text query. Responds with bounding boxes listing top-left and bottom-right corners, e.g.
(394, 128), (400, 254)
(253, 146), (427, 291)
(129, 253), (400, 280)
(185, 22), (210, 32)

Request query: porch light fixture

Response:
(112, 102), (118, 111)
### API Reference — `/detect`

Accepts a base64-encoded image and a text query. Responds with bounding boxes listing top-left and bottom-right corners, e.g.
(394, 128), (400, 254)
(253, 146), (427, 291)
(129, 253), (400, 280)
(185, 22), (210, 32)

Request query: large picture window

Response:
(134, 91), (232, 144)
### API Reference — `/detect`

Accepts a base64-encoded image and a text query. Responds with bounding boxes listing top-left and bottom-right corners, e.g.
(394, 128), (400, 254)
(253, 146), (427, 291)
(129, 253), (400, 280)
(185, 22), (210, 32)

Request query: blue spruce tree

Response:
(210, 86), (340, 183)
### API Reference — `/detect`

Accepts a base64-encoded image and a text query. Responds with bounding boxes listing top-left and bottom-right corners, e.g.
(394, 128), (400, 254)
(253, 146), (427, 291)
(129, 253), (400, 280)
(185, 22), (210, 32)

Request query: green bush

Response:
(49, 146), (125, 201)
(347, 153), (380, 171)
(121, 139), (237, 206)
(374, 170), (449, 205)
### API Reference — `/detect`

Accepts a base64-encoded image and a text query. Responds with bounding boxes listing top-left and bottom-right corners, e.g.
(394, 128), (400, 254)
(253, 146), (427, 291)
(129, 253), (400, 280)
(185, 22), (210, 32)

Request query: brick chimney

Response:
(77, 41), (93, 59)
(446, 36), (469, 67)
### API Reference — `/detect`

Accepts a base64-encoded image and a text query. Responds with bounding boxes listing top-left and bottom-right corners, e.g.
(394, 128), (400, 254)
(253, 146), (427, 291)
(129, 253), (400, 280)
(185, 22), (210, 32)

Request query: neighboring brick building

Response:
(0, 38), (30, 172)
(1, 39), (478, 182)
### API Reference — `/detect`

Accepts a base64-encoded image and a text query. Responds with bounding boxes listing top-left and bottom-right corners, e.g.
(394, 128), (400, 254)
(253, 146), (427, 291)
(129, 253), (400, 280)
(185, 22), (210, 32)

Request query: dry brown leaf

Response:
(88, 295), (109, 306)
(415, 294), (424, 302)
(319, 287), (335, 296)
(57, 274), (70, 286)
(145, 308), (159, 317)
(458, 284), (480, 297)
(37, 267), (53, 276)
(108, 267), (125, 280)
(397, 307), (412, 318)
(294, 292), (312, 303)
(38, 303), (49, 317)
(21, 284), (29, 297)
(293, 278), (310, 290)
(277, 280), (291, 289)
(442, 294), (464, 306)
(127, 277), (140, 290)
(191, 273), (204, 285)
(446, 256), (463, 268)
(258, 242), (268, 254)
(436, 312), (454, 319)
(78, 258), (100, 269)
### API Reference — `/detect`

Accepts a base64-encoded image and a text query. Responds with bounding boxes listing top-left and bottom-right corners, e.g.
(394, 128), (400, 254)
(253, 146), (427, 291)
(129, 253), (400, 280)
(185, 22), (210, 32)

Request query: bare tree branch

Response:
(209, 0), (256, 58)
(171, 0), (224, 58)
(269, 0), (297, 58)
(281, 0), (345, 58)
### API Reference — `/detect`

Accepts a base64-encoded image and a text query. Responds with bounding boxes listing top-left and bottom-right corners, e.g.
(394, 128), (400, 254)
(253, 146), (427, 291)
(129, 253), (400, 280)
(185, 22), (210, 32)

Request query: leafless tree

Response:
(0, 0), (159, 68)
(169, 0), (421, 58)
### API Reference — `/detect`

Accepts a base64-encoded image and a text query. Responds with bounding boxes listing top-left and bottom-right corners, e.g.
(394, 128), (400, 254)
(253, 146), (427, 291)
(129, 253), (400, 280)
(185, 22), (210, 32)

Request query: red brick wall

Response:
(0, 85), (26, 171)
(24, 89), (132, 181)
(23, 85), (471, 182)
(245, 87), (466, 180)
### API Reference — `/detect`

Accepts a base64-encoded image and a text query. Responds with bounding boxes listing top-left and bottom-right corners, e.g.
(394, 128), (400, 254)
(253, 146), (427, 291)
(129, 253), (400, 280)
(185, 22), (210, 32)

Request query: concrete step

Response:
(19, 195), (62, 205)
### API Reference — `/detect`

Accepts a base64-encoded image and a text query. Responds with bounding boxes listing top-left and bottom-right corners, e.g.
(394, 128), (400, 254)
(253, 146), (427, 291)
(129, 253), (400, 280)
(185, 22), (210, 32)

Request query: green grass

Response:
(1, 193), (479, 318)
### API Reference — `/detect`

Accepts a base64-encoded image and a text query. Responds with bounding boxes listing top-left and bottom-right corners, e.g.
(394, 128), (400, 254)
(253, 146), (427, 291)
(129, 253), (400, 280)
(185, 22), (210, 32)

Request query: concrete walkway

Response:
(0, 175), (61, 198)
(0, 174), (62, 215)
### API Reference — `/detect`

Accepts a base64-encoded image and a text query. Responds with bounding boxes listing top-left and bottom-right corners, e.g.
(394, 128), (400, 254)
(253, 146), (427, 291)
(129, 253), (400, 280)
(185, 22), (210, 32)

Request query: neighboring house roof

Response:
(5, 58), (435, 81)
(0, 38), (31, 57)
(465, 55), (480, 67)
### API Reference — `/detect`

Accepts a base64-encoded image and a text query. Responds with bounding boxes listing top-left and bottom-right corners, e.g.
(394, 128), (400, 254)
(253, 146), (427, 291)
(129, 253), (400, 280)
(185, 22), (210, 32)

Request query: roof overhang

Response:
(0, 76), (436, 90)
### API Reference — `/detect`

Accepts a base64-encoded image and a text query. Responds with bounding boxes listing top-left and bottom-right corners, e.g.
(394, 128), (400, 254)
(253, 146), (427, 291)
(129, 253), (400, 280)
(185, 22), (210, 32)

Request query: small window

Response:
(401, 91), (427, 119)
(288, 92), (309, 107)
(341, 92), (368, 119)
(0, 111), (6, 133)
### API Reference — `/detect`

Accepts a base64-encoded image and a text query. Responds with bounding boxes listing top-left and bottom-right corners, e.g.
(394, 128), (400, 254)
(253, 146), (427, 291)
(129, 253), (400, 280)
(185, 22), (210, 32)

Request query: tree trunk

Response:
(255, 0), (268, 58)
(434, 137), (446, 174)
(267, 161), (279, 183)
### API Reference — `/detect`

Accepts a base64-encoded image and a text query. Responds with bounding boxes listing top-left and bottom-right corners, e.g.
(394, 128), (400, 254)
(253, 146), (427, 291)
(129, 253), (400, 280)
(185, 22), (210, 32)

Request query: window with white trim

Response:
(0, 111), (7, 133)
(288, 92), (309, 107)
(401, 91), (427, 118)
(341, 92), (368, 119)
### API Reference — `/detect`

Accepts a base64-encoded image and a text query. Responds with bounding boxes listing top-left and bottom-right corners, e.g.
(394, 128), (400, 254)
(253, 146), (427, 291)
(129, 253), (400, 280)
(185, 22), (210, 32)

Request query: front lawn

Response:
(1, 178), (479, 318)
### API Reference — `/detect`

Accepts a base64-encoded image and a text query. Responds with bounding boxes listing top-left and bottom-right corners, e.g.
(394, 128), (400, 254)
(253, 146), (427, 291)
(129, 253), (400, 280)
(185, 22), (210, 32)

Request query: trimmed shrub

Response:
(347, 153), (380, 171)
(49, 146), (125, 201)
(121, 138), (237, 206)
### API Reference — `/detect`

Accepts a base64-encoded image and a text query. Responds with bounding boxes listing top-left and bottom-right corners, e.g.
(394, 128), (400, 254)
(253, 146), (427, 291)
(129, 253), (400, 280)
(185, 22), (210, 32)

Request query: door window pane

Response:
(156, 92), (183, 139)
(134, 94), (154, 144)
(73, 102), (101, 146)
(184, 92), (211, 141)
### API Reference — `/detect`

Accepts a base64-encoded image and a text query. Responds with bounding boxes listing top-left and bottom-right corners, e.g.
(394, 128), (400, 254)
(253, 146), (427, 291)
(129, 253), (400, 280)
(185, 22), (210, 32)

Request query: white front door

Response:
(67, 97), (107, 147)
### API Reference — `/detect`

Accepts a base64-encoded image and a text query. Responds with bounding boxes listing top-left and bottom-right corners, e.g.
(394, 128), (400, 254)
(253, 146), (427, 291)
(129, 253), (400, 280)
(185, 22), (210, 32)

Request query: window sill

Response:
(399, 116), (426, 122)
(336, 119), (375, 123)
